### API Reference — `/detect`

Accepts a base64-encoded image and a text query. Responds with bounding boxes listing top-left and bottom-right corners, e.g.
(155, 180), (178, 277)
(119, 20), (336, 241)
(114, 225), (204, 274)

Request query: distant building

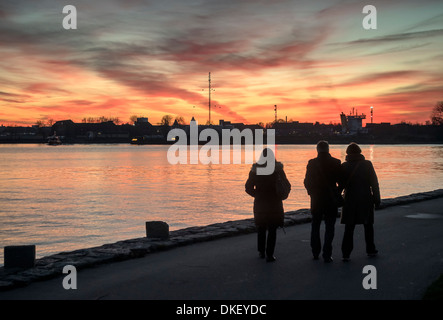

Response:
(0, 125), (47, 142)
(135, 117), (149, 124)
(52, 120), (131, 142)
(52, 120), (76, 137)
(219, 119), (233, 129)
(272, 121), (315, 136)
(340, 109), (367, 134)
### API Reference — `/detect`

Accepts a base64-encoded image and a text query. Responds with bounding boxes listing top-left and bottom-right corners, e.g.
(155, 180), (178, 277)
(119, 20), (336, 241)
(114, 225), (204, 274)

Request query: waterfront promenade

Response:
(0, 190), (443, 300)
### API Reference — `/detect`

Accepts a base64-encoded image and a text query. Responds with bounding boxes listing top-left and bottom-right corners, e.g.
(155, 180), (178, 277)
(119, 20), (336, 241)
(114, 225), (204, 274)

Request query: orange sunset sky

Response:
(1, 0), (442, 126)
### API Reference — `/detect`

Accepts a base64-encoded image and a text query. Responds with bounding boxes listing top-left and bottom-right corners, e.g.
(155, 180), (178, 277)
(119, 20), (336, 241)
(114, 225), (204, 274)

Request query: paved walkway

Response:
(1, 197), (443, 300)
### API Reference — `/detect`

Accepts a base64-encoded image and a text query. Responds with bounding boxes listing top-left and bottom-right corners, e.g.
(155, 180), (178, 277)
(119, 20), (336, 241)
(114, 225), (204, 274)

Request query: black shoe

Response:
(266, 256), (276, 262)
(324, 257), (333, 263)
(259, 252), (265, 259)
(367, 250), (378, 257)
(313, 255), (319, 260)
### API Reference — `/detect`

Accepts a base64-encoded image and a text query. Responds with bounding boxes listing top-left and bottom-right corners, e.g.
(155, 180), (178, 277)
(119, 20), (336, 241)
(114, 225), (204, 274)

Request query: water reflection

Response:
(368, 145), (374, 161)
(431, 145), (443, 172)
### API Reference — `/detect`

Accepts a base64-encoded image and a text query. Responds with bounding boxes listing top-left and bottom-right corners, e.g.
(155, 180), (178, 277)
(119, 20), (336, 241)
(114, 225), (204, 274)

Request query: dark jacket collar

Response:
(251, 161), (283, 172)
(317, 152), (331, 159)
(345, 153), (365, 162)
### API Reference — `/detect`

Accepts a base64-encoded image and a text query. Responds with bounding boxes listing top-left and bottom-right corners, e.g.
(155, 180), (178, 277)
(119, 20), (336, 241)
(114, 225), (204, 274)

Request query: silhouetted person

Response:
(340, 142), (381, 261)
(304, 141), (342, 262)
(245, 148), (290, 262)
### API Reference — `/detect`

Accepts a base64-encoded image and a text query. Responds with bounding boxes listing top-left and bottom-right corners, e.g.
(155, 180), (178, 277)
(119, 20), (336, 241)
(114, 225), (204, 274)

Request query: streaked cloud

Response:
(0, 0), (442, 125)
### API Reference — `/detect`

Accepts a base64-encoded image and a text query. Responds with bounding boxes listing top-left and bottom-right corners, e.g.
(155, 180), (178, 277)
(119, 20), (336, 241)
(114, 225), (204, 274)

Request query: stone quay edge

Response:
(1, 189), (442, 291)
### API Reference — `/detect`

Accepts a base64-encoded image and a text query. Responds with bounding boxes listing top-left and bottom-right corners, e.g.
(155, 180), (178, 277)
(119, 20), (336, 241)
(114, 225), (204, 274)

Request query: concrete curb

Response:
(1, 189), (443, 291)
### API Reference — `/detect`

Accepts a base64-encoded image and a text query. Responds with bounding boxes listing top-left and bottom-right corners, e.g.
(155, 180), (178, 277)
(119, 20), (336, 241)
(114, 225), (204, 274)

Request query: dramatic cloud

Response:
(0, 0), (442, 125)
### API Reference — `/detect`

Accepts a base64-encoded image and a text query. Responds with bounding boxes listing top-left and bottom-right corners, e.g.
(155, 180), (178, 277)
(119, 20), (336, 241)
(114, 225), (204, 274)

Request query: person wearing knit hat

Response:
(346, 142), (361, 155)
(340, 143), (381, 261)
(304, 141), (342, 263)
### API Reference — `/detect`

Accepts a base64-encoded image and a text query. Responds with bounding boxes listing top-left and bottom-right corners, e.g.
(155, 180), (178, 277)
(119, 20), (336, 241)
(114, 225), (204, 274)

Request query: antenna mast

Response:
(208, 72), (211, 125)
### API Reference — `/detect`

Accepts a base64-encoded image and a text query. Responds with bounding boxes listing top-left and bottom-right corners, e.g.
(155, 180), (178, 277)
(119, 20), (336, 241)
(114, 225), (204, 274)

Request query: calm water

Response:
(1, 144), (442, 264)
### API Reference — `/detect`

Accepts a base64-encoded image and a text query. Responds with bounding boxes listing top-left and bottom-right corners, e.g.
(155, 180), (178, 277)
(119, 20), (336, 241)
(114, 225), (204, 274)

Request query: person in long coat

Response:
(245, 148), (290, 262)
(340, 142), (381, 261)
(304, 141), (342, 262)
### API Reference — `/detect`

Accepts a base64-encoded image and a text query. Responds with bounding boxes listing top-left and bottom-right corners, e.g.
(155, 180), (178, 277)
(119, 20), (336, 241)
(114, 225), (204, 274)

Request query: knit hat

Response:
(346, 142), (361, 155)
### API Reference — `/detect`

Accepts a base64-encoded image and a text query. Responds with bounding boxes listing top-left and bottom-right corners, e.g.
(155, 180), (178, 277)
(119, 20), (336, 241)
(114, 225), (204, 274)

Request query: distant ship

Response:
(47, 132), (62, 145)
(130, 135), (166, 145)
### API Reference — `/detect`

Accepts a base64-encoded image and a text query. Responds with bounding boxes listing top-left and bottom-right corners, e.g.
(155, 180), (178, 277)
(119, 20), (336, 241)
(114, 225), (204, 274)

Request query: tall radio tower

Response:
(201, 72), (215, 125)
(207, 72), (216, 125)
(208, 72), (212, 125)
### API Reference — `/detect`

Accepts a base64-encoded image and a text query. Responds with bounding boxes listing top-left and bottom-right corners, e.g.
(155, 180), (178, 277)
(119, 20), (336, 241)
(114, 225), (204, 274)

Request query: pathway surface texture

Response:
(1, 195), (442, 300)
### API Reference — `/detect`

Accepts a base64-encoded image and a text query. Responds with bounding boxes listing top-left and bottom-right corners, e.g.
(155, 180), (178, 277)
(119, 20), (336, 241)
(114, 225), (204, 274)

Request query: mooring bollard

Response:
(145, 221), (169, 240)
(4, 245), (36, 268)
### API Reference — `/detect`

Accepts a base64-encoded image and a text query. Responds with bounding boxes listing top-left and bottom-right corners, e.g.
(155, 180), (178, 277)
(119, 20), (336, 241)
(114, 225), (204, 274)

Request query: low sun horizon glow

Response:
(1, 0), (443, 127)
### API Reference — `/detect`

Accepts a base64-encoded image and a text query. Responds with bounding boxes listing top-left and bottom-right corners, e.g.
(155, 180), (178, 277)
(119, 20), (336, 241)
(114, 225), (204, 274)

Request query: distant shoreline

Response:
(1, 140), (443, 145)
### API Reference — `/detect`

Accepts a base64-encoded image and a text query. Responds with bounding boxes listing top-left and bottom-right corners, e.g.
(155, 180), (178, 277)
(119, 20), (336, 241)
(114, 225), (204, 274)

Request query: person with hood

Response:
(245, 148), (290, 262)
(304, 141), (342, 263)
(340, 142), (381, 261)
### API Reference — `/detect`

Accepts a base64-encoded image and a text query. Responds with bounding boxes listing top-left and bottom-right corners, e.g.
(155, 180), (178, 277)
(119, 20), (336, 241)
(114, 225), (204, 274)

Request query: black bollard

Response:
(146, 221), (169, 240)
(4, 245), (36, 268)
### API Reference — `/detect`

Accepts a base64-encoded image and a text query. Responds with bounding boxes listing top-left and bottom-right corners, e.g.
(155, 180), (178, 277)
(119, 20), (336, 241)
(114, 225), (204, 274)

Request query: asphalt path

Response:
(1, 197), (442, 301)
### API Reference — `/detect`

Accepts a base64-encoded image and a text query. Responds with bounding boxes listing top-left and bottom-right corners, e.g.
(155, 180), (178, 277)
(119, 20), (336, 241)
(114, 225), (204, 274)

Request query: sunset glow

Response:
(1, 0), (443, 126)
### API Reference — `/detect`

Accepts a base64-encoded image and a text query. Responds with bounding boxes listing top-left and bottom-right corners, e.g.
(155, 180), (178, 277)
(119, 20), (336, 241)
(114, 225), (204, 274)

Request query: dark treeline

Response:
(1, 117), (443, 144)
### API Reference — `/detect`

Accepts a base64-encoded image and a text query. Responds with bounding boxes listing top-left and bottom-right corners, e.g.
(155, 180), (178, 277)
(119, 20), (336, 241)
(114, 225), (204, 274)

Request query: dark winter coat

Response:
(340, 153), (381, 225)
(245, 161), (289, 228)
(304, 153), (342, 217)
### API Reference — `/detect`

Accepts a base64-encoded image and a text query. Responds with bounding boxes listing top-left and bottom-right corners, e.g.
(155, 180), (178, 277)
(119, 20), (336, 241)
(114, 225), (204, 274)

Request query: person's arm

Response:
(368, 161), (381, 208)
(245, 171), (256, 197)
(280, 169), (291, 188)
(303, 161), (314, 195)
(336, 161), (345, 193)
